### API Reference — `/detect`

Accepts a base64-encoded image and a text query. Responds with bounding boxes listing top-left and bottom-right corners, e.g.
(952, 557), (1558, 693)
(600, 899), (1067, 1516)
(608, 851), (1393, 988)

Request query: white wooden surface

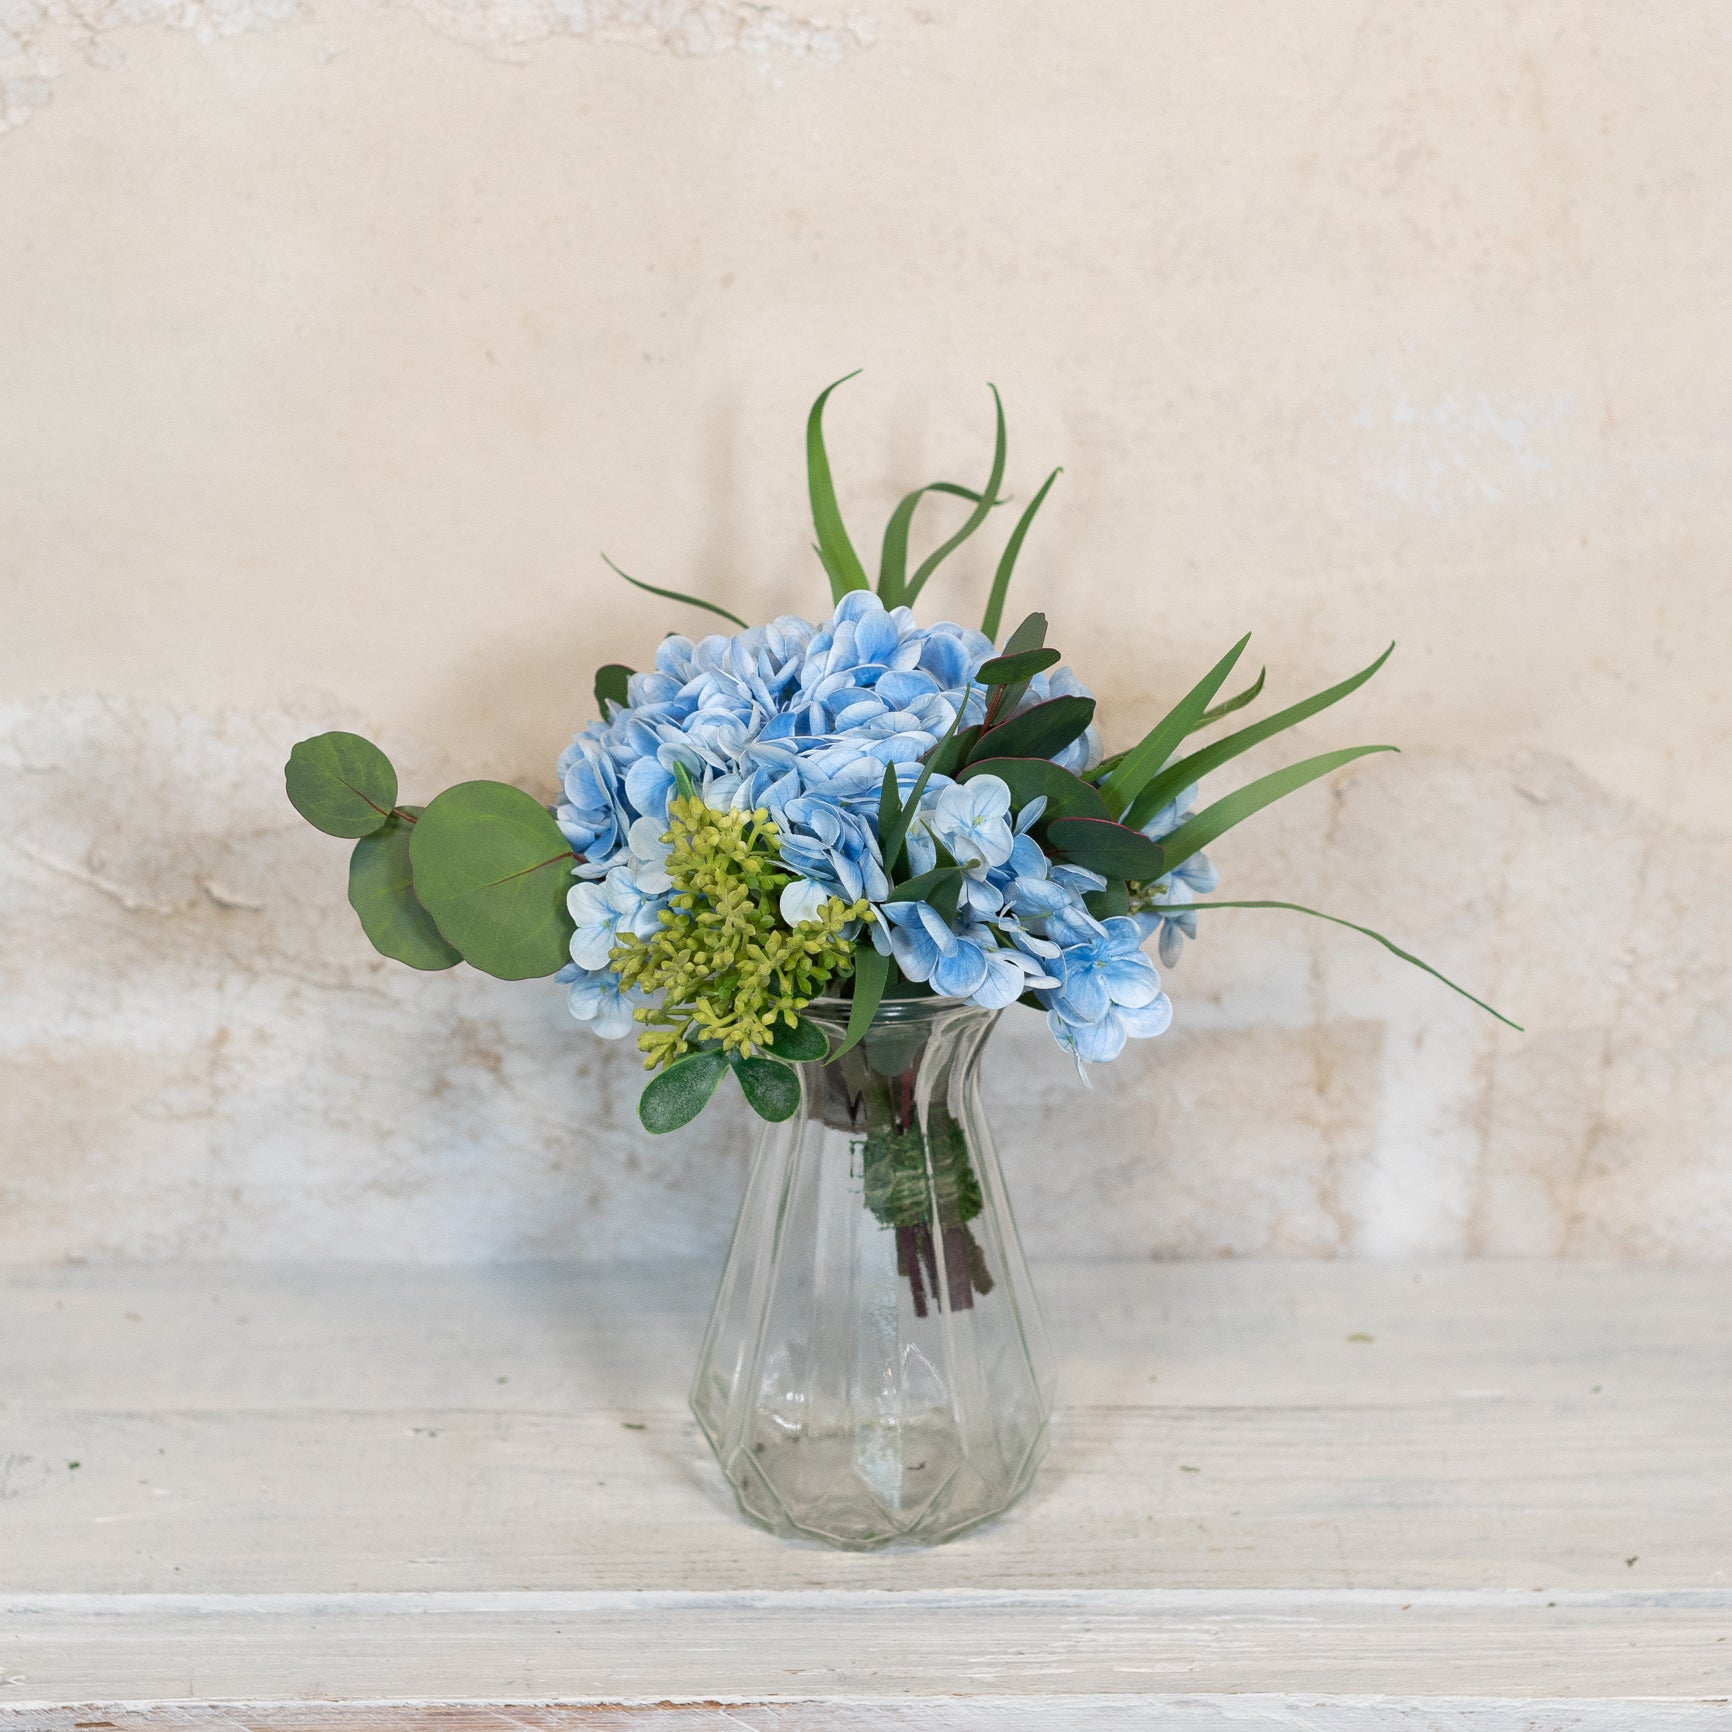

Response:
(1, 1261), (1729, 1724)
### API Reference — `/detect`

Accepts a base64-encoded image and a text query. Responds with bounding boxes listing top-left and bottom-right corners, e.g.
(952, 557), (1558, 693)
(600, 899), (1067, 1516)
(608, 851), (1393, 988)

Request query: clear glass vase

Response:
(690, 995), (1054, 1549)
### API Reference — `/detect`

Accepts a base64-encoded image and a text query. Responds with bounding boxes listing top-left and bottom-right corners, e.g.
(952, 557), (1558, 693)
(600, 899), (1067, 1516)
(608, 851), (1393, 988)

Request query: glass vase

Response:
(690, 995), (1054, 1549)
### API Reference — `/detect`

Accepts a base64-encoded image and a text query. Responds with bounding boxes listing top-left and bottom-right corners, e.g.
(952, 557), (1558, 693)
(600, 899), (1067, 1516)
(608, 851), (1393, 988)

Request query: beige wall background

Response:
(3, 1), (1729, 1263)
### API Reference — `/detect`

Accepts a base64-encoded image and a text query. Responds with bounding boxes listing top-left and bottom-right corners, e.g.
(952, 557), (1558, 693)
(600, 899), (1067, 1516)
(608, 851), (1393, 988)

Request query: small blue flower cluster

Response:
(555, 592), (1216, 1071)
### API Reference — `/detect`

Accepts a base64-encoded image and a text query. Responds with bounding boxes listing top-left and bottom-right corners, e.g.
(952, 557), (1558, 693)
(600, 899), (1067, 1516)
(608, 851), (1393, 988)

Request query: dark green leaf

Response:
(881, 700), (971, 874)
(1096, 635), (1250, 818)
(1084, 879), (1130, 919)
(877, 761), (902, 845)
(284, 732), (397, 838)
(731, 1054), (803, 1122)
(807, 371), (870, 600)
(969, 695), (1095, 764)
(639, 1050), (730, 1134)
(1153, 746), (1398, 868)
(1191, 666), (1265, 733)
(1046, 817), (1167, 880)
(594, 664), (633, 717)
(1002, 612), (1048, 656)
(1125, 644), (1396, 832)
(767, 1016), (830, 1062)
(832, 943), (890, 1061)
(976, 647), (1061, 686)
(878, 482), (1003, 608)
(904, 384), (1007, 605)
(958, 756), (1110, 825)
(922, 724), (980, 778)
(980, 469), (1060, 642)
(1177, 900), (1523, 1031)
(347, 807), (461, 971)
(408, 780), (576, 980)
(603, 554), (748, 631)
(887, 865), (964, 923)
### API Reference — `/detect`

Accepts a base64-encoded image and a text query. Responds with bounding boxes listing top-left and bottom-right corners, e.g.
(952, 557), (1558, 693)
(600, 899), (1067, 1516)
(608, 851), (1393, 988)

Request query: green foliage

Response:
(408, 781), (576, 980)
(979, 470), (1060, 641)
(1046, 816), (1167, 880)
(1193, 666), (1266, 732)
(731, 1054), (803, 1121)
(603, 555), (747, 631)
(807, 372), (871, 600)
(347, 807), (461, 971)
(975, 647), (1060, 686)
(902, 386), (1007, 606)
(879, 482), (1001, 609)
(922, 725), (982, 778)
(284, 732), (397, 839)
(886, 865), (964, 923)
(1084, 880), (1131, 919)
(638, 1049), (730, 1133)
(832, 943), (890, 1061)
(1096, 635), (1250, 818)
(969, 694), (1095, 764)
(594, 664), (633, 717)
(958, 756), (1109, 826)
(767, 1016), (830, 1062)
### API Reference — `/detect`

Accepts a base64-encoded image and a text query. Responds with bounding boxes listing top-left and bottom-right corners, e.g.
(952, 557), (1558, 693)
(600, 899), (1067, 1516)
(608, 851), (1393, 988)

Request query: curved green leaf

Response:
(408, 781), (576, 980)
(347, 807), (461, 971)
(983, 610), (1050, 720)
(1084, 879), (1130, 919)
(807, 372), (870, 600)
(878, 482), (1001, 609)
(595, 664), (633, 717)
(886, 865), (964, 922)
(767, 1016), (830, 1063)
(957, 756), (1109, 825)
(1175, 899), (1523, 1031)
(603, 555), (748, 631)
(903, 385), (1007, 606)
(1046, 817), (1166, 880)
(1153, 746), (1398, 868)
(639, 1050), (730, 1133)
(284, 732), (397, 838)
(969, 695), (1095, 765)
(732, 1054), (803, 1122)
(832, 943), (890, 1061)
(980, 468), (1060, 642)
(1097, 635), (1250, 818)
(1193, 666), (1266, 732)
(921, 723), (981, 779)
(1125, 644), (1395, 832)
(976, 647), (1061, 686)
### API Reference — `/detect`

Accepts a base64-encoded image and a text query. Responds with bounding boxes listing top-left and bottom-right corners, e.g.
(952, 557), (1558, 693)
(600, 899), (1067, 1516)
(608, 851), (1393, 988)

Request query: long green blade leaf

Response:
(1097, 635), (1250, 818)
(1192, 666), (1265, 732)
(980, 468), (1060, 641)
(1152, 746), (1397, 867)
(807, 371), (870, 600)
(1125, 644), (1395, 832)
(832, 943), (890, 1061)
(1176, 900), (1522, 1031)
(903, 385), (1007, 605)
(878, 482), (999, 609)
(604, 555), (748, 631)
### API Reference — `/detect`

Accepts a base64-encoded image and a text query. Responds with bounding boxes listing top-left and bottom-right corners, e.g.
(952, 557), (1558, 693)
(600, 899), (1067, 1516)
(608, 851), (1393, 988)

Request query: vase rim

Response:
(803, 992), (997, 1023)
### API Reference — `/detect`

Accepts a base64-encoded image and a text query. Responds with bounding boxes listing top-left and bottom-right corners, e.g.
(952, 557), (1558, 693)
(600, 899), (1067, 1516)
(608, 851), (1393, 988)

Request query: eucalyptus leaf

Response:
(1046, 817), (1167, 880)
(903, 385), (1007, 605)
(347, 807), (461, 971)
(877, 761), (902, 845)
(731, 1054), (803, 1122)
(957, 756), (1109, 825)
(979, 468), (1060, 642)
(284, 732), (397, 839)
(985, 610), (1050, 718)
(1096, 635), (1250, 818)
(831, 943), (890, 1061)
(408, 780), (576, 980)
(922, 724), (980, 778)
(1125, 644), (1395, 832)
(878, 482), (1002, 609)
(807, 372), (870, 600)
(639, 1049), (730, 1134)
(1084, 880), (1131, 920)
(976, 647), (1061, 686)
(1178, 900), (1523, 1031)
(1152, 745), (1398, 868)
(969, 695), (1095, 764)
(604, 555), (748, 631)
(767, 1016), (830, 1063)
(594, 664), (633, 717)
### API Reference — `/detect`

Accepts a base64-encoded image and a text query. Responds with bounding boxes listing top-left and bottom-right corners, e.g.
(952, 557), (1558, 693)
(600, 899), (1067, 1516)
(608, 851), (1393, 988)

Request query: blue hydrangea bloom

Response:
(1134, 783), (1220, 965)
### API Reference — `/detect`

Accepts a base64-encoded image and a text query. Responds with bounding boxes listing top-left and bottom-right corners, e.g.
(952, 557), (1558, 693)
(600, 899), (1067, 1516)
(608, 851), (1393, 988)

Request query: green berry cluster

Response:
(611, 793), (870, 1071)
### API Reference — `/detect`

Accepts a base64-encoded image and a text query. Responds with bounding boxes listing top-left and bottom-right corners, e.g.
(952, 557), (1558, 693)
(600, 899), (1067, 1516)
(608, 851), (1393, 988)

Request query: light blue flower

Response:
(924, 775), (1015, 875)
(566, 968), (653, 1040)
(779, 878), (832, 926)
(1035, 909), (1172, 1070)
(1135, 782), (1220, 964)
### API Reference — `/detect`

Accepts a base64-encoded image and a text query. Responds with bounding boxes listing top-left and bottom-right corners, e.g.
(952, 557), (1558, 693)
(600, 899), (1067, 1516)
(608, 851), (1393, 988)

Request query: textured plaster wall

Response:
(2, 2), (1729, 1262)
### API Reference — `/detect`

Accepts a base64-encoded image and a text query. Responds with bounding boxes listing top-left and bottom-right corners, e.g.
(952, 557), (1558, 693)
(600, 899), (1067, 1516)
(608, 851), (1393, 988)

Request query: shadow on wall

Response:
(1, 694), (1728, 1262)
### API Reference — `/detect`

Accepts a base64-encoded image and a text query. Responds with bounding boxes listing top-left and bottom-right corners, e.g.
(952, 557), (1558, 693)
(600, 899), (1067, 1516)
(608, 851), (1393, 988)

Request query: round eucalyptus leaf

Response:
(284, 732), (398, 838)
(639, 1050), (730, 1134)
(347, 808), (461, 972)
(731, 1054), (803, 1122)
(766, 1016), (829, 1063)
(975, 647), (1061, 686)
(958, 757), (1109, 826)
(1046, 816), (1166, 880)
(408, 780), (575, 980)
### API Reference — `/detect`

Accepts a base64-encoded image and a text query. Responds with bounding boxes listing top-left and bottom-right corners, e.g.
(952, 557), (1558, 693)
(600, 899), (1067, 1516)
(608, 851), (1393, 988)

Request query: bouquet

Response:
(285, 376), (1515, 1137)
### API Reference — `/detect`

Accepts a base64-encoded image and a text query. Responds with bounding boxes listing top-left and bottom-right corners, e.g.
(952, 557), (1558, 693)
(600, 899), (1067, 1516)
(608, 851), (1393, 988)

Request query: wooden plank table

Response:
(1, 1261), (1728, 1727)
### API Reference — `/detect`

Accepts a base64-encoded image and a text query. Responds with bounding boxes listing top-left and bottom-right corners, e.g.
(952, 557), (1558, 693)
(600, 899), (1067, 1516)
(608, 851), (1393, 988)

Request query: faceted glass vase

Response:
(691, 995), (1054, 1549)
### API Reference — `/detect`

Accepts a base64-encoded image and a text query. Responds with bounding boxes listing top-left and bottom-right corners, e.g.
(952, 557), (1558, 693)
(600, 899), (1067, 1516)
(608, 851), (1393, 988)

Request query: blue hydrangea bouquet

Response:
(285, 377), (1515, 1136)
